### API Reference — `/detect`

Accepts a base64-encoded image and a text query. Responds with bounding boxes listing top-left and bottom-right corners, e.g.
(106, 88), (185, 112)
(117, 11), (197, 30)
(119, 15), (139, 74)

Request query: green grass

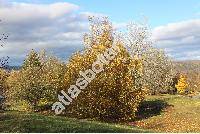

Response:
(130, 94), (200, 133)
(1, 94), (199, 133)
(0, 111), (150, 133)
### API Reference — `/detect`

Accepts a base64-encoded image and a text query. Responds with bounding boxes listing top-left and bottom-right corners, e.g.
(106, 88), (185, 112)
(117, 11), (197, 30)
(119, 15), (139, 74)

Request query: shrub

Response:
(0, 69), (8, 109)
(123, 23), (175, 95)
(187, 71), (200, 94)
(0, 69), (7, 94)
(174, 61), (200, 94)
(60, 18), (147, 121)
(175, 74), (188, 94)
(5, 50), (66, 111)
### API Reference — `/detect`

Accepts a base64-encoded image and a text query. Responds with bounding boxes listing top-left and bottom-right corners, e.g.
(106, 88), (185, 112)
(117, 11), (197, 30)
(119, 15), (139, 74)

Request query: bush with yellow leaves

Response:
(0, 69), (8, 109)
(0, 69), (7, 94)
(5, 50), (66, 111)
(62, 18), (147, 121)
(175, 74), (188, 94)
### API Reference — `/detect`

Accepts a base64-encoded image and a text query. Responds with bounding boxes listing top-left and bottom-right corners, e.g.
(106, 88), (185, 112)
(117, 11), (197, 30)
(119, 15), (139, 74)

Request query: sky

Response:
(0, 0), (200, 65)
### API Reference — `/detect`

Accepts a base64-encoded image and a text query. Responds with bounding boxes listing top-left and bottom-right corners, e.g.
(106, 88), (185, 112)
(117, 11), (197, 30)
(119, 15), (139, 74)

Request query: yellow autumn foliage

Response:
(5, 51), (66, 111)
(175, 74), (188, 94)
(62, 18), (147, 121)
(0, 69), (7, 95)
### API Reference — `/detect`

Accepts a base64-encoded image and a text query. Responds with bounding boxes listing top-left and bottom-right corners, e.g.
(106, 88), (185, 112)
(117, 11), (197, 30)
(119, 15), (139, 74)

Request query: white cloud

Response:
(0, 2), (79, 24)
(0, 2), (104, 65)
(152, 19), (200, 60)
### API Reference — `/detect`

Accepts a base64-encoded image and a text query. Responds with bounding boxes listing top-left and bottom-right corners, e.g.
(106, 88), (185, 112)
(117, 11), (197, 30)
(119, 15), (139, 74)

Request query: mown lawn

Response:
(0, 111), (150, 133)
(130, 94), (200, 133)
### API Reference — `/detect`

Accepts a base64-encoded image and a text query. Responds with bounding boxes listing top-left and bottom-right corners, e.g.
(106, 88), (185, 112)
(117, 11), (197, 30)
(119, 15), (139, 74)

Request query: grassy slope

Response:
(130, 94), (200, 133)
(0, 111), (150, 133)
(1, 95), (200, 133)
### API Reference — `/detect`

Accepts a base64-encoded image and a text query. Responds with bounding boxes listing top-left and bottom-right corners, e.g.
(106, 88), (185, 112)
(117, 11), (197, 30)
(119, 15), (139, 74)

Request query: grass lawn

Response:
(1, 94), (200, 133)
(0, 111), (150, 133)
(130, 94), (200, 133)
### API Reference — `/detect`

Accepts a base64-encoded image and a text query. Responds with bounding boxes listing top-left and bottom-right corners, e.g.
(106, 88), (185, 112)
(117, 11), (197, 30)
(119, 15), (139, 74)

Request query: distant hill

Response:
(2, 65), (21, 71)
(1, 60), (200, 73)
(173, 60), (200, 73)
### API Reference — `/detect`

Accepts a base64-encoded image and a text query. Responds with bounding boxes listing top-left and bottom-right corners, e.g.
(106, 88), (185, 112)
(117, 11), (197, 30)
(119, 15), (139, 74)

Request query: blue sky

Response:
(8, 0), (200, 27)
(1, 0), (200, 65)
(66, 0), (200, 27)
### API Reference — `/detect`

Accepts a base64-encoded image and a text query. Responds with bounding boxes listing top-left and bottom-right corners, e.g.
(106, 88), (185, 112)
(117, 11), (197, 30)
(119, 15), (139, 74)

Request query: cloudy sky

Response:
(0, 0), (200, 65)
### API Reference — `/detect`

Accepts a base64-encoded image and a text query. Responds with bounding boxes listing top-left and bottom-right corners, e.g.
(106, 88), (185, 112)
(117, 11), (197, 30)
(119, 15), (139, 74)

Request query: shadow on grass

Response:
(135, 99), (171, 121)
